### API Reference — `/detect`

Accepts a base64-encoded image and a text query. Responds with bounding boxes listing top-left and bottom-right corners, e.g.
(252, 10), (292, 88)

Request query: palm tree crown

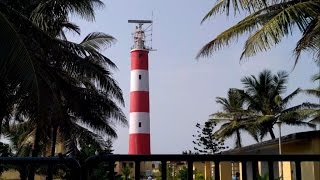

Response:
(210, 89), (259, 148)
(241, 70), (314, 139)
(0, 0), (127, 163)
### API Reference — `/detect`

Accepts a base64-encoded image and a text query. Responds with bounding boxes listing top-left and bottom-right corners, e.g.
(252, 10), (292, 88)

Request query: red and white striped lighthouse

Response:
(128, 20), (153, 155)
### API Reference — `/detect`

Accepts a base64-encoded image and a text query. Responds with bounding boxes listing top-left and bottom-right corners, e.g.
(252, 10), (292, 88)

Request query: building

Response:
(219, 130), (320, 180)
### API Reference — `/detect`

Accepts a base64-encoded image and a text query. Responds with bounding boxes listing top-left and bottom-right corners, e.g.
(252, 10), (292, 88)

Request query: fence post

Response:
(268, 161), (274, 180)
(241, 161), (247, 180)
(161, 161), (167, 180)
(135, 161), (140, 180)
(214, 161), (220, 180)
(295, 161), (302, 180)
(252, 161), (258, 179)
(187, 160), (193, 180)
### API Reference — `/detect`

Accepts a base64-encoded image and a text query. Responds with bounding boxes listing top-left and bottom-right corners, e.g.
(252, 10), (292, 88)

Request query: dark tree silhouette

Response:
(192, 121), (227, 154)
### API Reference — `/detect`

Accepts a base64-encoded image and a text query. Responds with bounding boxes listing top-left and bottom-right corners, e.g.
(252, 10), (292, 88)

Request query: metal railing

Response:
(83, 154), (320, 180)
(0, 156), (81, 180)
(0, 154), (319, 180)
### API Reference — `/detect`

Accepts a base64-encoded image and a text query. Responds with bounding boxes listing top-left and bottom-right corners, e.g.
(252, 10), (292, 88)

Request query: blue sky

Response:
(67, 0), (319, 154)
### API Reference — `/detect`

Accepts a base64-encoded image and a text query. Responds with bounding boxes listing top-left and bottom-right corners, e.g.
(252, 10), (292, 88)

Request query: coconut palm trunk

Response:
(268, 127), (276, 139)
(47, 126), (58, 180)
(235, 129), (242, 148)
(28, 127), (41, 180)
(50, 126), (58, 157)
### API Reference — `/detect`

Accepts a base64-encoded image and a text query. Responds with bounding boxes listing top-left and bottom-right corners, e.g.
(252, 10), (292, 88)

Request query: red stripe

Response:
(130, 91), (149, 112)
(131, 50), (148, 70)
(129, 134), (150, 154)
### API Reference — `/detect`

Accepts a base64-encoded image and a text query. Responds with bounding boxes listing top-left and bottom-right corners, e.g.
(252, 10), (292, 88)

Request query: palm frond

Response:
(283, 120), (316, 129)
(62, 21), (81, 34)
(80, 32), (116, 51)
(282, 102), (320, 113)
(32, 0), (104, 21)
(259, 127), (270, 141)
(281, 88), (301, 107)
(72, 122), (108, 149)
(201, 0), (225, 23)
(241, 1), (319, 59)
(4, 122), (35, 152)
(60, 39), (117, 69)
(198, 0), (320, 63)
(256, 115), (275, 124)
(309, 114), (320, 124)
(243, 123), (260, 142)
(272, 71), (289, 96)
(59, 21), (81, 39)
(67, 87), (127, 127)
(294, 15), (320, 65)
(0, 11), (38, 93)
(278, 110), (309, 123)
(216, 97), (231, 111)
(201, 0), (270, 21)
(209, 117), (232, 125)
(303, 89), (320, 97)
(241, 75), (259, 95)
(215, 123), (238, 139)
(63, 0), (104, 20)
(59, 56), (123, 103)
(312, 73), (320, 81)
(197, 9), (263, 58)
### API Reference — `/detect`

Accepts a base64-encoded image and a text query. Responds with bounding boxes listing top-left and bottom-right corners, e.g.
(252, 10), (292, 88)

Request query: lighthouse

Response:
(128, 20), (153, 155)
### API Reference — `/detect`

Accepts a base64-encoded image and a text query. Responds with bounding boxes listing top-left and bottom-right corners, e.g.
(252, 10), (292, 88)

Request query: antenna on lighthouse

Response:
(128, 19), (154, 51)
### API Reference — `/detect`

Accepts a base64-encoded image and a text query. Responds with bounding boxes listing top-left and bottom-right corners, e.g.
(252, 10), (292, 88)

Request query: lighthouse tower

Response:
(128, 20), (152, 155)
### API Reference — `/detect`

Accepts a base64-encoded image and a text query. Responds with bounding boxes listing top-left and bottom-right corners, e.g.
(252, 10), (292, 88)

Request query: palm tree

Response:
(0, 2), (127, 179)
(210, 89), (259, 148)
(27, 0), (124, 159)
(197, 0), (320, 65)
(43, 32), (125, 157)
(241, 70), (314, 140)
(1, 0), (125, 152)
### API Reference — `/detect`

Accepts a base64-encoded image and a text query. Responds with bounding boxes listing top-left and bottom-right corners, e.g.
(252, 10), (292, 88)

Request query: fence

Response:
(0, 154), (320, 180)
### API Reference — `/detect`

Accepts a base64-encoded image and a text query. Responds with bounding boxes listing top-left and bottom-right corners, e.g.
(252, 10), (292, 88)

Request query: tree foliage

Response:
(192, 121), (227, 154)
(239, 70), (315, 140)
(197, 0), (320, 65)
(206, 70), (317, 148)
(0, 1), (126, 179)
(304, 72), (320, 124)
(78, 138), (116, 180)
(177, 166), (188, 180)
(121, 166), (132, 180)
(210, 88), (259, 148)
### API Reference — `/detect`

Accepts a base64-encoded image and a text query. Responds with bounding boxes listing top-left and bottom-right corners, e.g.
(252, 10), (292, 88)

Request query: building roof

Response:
(222, 130), (320, 155)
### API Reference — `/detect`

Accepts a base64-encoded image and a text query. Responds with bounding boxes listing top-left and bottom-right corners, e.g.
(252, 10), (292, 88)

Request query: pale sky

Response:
(67, 0), (319, 154)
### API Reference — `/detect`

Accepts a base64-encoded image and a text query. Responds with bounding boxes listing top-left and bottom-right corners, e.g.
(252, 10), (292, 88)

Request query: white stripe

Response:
(130, 70), (149, 92)
(131, 49), (149, 52)
(129, 112), (150, 134)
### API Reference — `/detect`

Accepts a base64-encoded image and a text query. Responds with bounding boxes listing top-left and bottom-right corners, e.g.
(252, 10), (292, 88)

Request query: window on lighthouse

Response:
(139, 75), (141, 79)
(139, 122), (141, 127)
